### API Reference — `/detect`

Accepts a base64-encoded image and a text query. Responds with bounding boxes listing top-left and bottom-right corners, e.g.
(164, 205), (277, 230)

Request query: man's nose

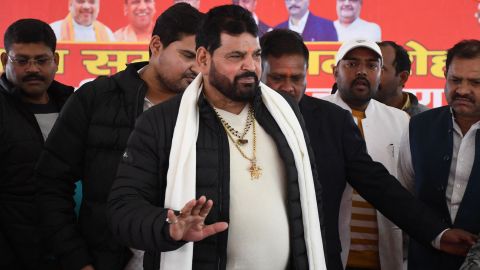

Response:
(242, 56), (256, 71)
(280, 79), (295, 92)
(25, 61), (41, 72)
(456, 80), (472, 95)
(138, 0), (147, 9)
(190, 61), (200, 76)
(356, 64), (368, 77)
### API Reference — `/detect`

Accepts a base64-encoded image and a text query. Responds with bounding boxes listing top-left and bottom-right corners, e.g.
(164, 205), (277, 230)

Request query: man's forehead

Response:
(447, 57), (480, 76)
(379, 45), (395, 64)
(267, 54), (307, 68)
(9, 42), (53, 54)
(218, 32), (260, 50)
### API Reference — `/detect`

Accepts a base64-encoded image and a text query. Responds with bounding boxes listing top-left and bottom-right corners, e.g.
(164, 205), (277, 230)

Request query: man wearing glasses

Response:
(0, 19), (73, 269)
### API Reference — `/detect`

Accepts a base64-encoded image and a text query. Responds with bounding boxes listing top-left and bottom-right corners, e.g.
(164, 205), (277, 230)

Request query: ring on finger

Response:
(166, 217), (178, 224)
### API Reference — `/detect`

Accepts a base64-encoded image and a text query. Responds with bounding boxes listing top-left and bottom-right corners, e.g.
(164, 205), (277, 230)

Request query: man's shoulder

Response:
(371, 99), (409, 120)
(357, 18), (380, 28)
(308, 13), (334, 25)
(75, 63), (145, 97)
(301, 95), (348, 115)
(274, 20), (289, 29)
(410, 106), (450, 124)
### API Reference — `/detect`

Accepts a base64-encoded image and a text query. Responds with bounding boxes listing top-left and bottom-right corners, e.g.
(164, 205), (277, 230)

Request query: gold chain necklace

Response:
(214, 105), (262, 180)
(214, 105), (253, 145)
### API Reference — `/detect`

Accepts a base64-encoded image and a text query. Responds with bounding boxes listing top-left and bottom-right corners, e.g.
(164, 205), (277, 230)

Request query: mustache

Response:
(451, 93), (475, 103)
(351, 77), (370, 88)
(234, 71), (258, 83)
(22, 74), (45, 82)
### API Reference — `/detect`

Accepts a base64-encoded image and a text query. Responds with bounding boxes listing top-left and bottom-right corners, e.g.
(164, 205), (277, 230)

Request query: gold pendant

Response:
(249, 161), (262, 180)
(237, 139), (248, 145)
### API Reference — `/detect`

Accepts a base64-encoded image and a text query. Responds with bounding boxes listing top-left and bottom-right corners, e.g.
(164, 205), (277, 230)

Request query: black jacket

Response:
(36, 62), (148, 270)
(299, 95), (448, 270)
(0, 74), (73, 270)
(107, 90), (324, 270)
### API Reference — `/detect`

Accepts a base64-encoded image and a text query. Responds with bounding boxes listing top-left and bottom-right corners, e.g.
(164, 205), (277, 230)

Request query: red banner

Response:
(1, 0), (479, 107)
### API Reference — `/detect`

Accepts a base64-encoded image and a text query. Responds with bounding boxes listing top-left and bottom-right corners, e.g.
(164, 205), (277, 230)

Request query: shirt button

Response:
(443, 155), (450, 161)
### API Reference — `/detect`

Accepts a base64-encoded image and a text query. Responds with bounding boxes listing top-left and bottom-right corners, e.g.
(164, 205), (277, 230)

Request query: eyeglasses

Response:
(340, 59), (381, 72)
(7, 55), (54, 68)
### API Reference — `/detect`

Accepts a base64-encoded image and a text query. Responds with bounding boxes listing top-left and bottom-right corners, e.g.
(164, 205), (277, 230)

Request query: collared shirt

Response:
(398, 109), (480, 248)
(333, 18), (381, 42)
(289, 11), (310, 35)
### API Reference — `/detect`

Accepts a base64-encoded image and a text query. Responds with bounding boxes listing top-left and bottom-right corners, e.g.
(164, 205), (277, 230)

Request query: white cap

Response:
(335, 39), (383, 66)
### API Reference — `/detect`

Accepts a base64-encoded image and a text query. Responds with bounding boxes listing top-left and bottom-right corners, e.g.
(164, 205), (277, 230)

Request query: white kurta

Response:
(322, 92), (409, 270)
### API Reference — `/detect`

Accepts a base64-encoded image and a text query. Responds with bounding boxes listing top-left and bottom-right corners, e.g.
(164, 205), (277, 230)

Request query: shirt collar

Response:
(289, 10), (309, 34)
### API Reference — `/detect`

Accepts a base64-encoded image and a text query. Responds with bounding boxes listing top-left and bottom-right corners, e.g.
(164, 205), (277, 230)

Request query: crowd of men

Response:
(1, 3), (479, 270)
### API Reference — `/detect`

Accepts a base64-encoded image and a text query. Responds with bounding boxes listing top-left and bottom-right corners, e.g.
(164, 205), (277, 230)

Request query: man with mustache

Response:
(114, 0), (157, 42)
(323, 39), (411, 270)
(275, 0), (337, 41)
(0, 19), (73, 270)
(36, 4), (203, 270)
(108, 5), (327, 270)
(398, 39), (480, 270)
(261, 29), (478, 270)
(50, 0), (115, 42)
(333, 0), (381, 42)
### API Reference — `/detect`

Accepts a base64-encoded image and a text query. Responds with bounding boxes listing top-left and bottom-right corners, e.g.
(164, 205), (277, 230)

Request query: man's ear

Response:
(332, 65), (338, 80)
(1, 52), (7, 70)
(53, 52), (60, 72)
(149, 35), (163, 56)
(196, 47), (210, 75)
(399, 70), (410, 87)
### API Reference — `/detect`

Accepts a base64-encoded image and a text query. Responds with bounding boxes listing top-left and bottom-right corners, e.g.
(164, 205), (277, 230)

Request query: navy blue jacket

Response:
(408, 106), (480, 270)
(275, 12), (338, 41)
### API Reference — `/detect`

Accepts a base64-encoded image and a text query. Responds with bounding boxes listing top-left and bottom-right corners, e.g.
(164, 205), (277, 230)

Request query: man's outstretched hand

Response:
(167, 196), (228, 242)
(440, 228), (478, 256)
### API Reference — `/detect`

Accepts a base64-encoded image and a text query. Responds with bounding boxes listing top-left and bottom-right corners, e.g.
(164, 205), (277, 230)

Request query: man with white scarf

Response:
(108, 5), (327, 270)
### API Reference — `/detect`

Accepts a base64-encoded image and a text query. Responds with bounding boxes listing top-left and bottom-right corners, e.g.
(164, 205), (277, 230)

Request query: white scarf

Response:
(160, 74), (326, 270)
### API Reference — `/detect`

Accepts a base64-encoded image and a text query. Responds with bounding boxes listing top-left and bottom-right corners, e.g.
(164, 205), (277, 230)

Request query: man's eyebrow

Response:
(178, 49), (196, 55)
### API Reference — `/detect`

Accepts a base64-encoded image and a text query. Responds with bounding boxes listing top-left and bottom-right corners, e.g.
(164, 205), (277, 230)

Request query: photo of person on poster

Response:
(173, 0), (200, 9)
(333, 0), (381, 41)
(233, 0), (271, 37)
(114, 0), (157, 42)
(275, 0), (338, 42)
(50, 0), (115, 42)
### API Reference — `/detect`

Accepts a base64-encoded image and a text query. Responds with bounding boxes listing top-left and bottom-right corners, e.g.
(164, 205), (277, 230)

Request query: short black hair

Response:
(196, 5), (257, 54)
(260, 29), (309, 66)
(4, 19), (56, 53)
(377, 41), (411, 75)
(445, 39), (480, 73)
(152, 3), (203, 48)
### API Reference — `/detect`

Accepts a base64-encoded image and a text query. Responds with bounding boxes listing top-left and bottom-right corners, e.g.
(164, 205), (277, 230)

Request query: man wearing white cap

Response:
(323, 39), (409, 270)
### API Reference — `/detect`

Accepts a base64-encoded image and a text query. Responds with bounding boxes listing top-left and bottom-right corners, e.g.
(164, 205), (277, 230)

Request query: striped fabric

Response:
(346, 110), (380, 269)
